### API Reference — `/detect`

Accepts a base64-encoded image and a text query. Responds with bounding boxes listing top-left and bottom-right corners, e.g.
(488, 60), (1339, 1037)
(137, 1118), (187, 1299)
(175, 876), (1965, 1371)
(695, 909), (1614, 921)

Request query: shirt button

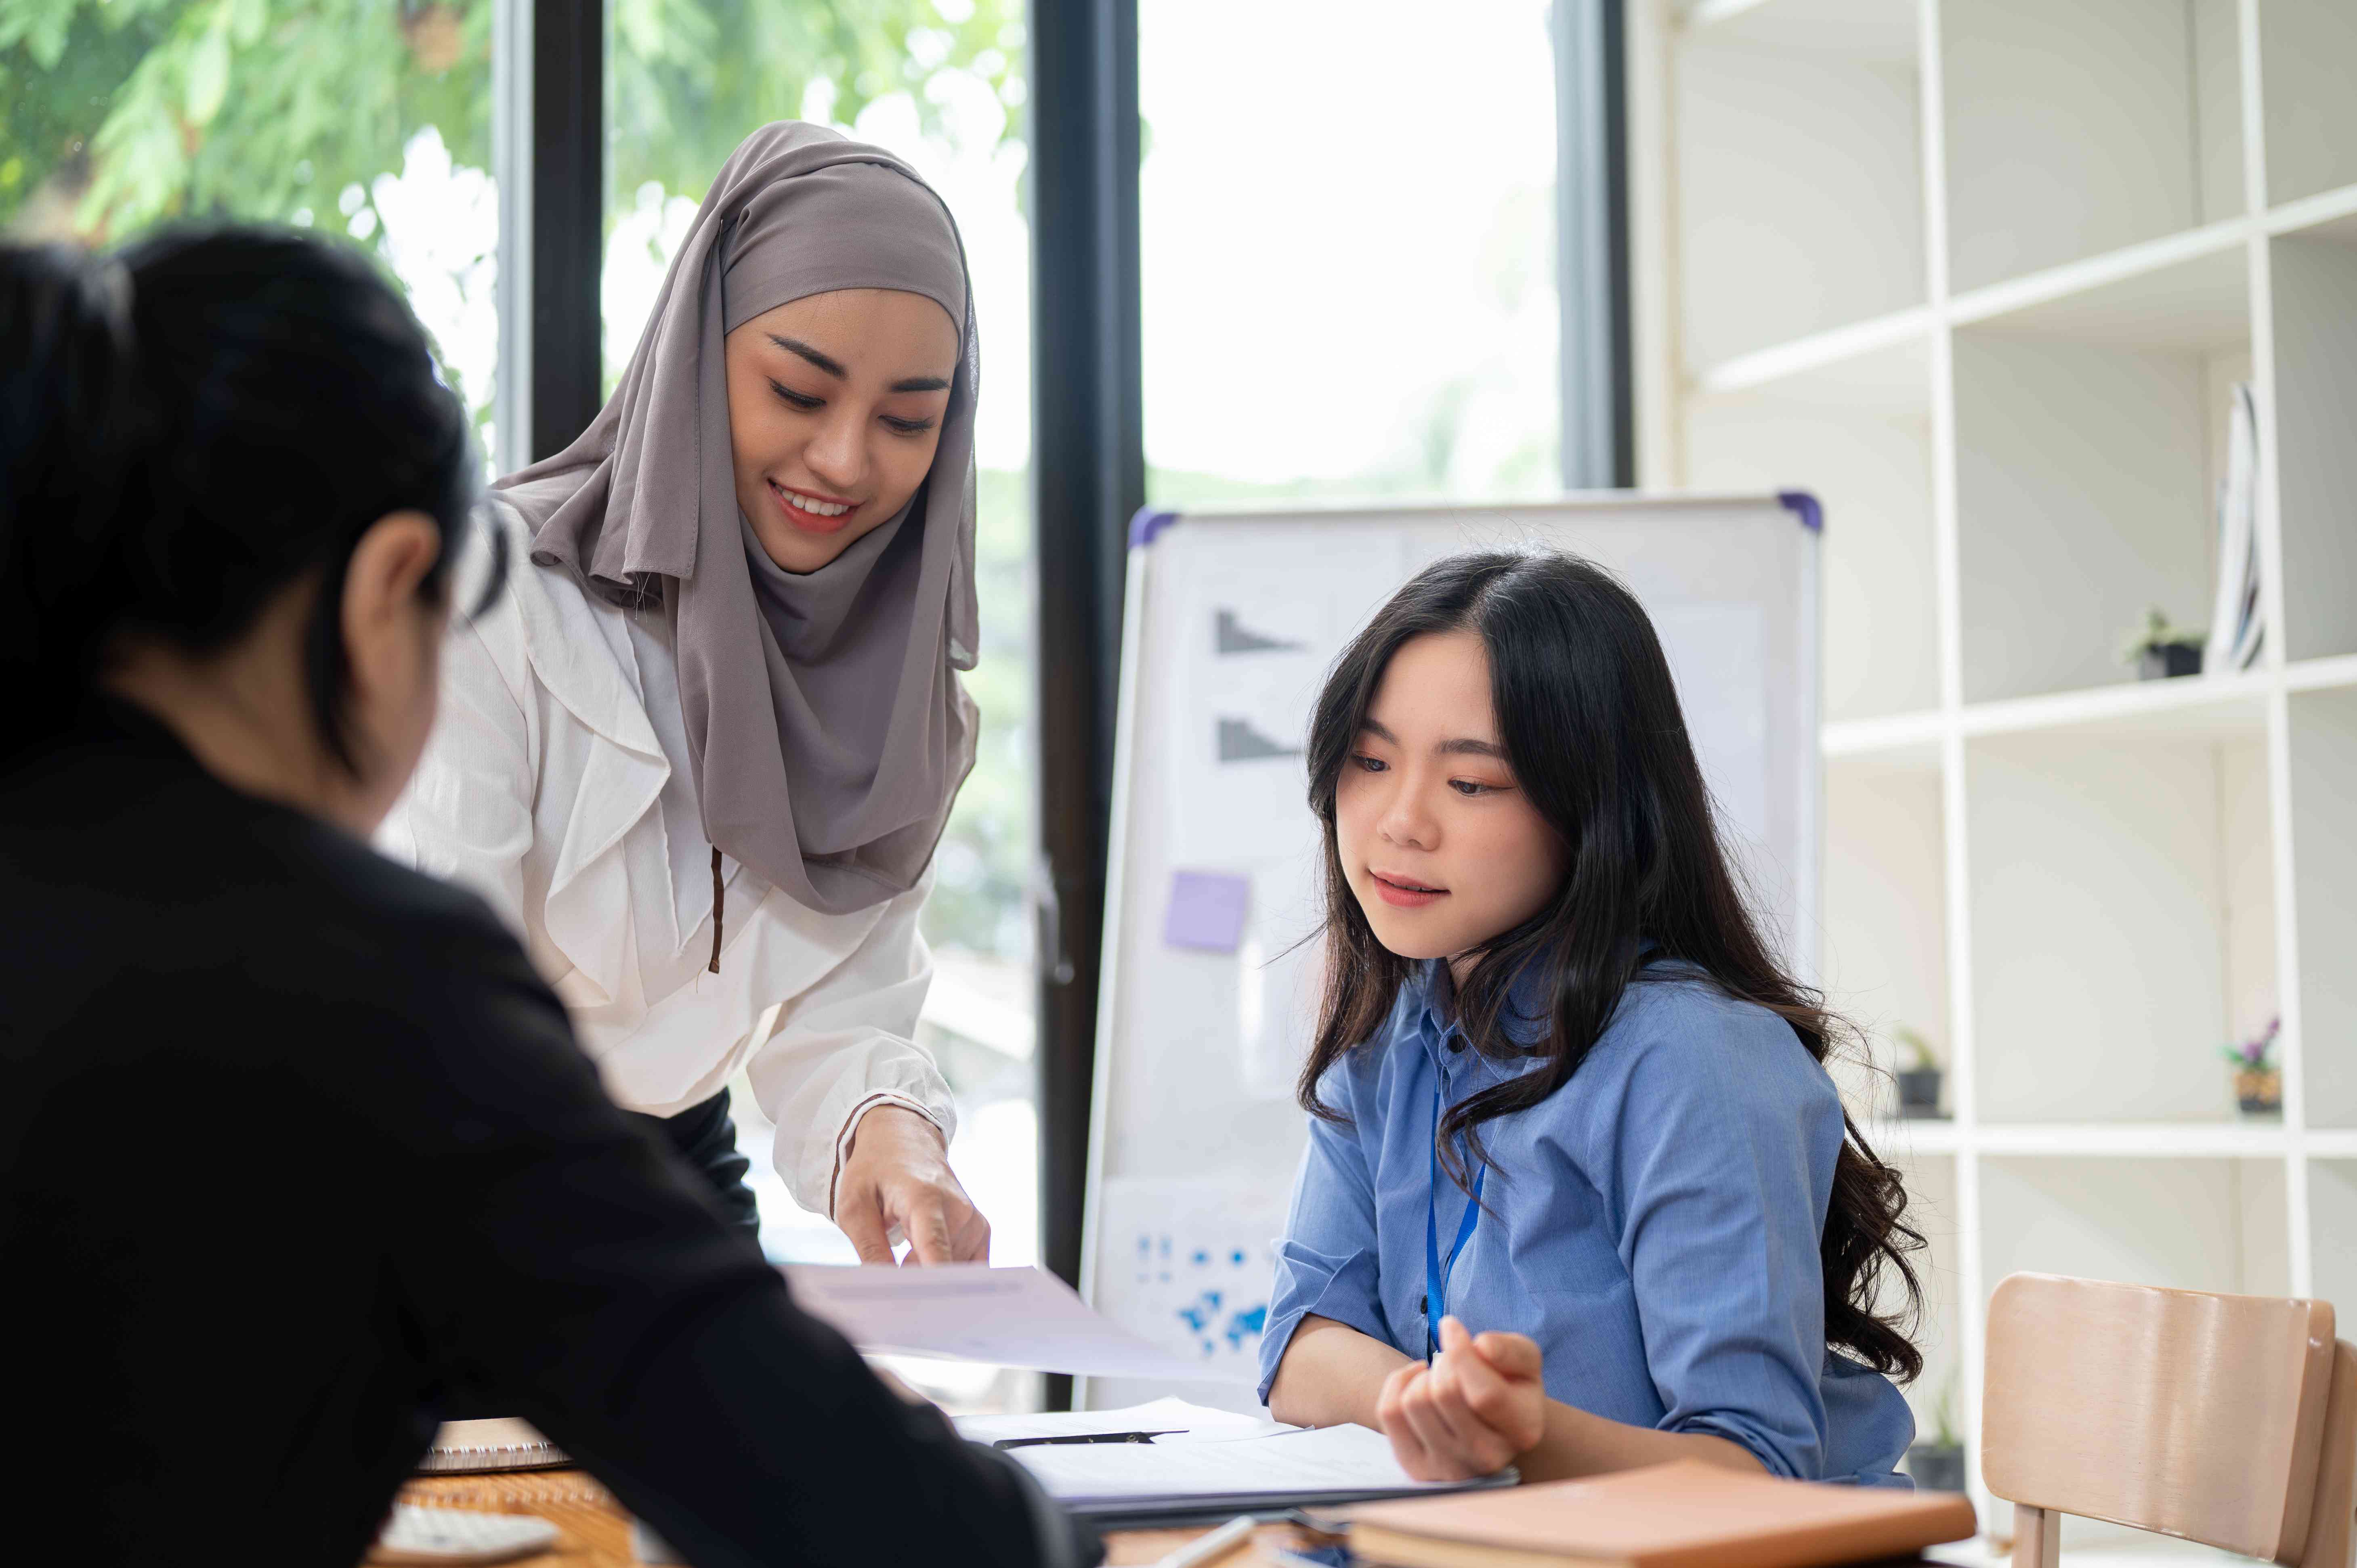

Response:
(1419, 1293), (1429, 1315)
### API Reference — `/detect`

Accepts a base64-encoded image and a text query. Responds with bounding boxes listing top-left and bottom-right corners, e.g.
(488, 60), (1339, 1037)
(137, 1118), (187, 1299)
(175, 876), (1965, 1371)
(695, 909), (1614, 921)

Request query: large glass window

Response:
(2, 0), (503, 451)
(1137, 0), (1561, 505)
(600, 0), (1042, 1389)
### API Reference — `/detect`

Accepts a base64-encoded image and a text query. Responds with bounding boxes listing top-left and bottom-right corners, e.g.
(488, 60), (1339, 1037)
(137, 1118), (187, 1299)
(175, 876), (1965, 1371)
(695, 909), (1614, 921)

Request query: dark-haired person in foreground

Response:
(0, 230), (1096, 1568)
(1258, 550), (1924, 1486)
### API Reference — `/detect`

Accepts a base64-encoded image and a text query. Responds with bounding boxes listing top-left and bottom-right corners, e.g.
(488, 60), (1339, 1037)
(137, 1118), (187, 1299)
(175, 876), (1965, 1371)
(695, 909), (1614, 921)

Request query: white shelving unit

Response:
(1629, 0), (2356, 1544)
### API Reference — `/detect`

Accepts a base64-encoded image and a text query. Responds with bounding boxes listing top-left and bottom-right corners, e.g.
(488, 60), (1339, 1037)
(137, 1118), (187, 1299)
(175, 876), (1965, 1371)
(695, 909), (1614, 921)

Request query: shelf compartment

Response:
(1966, 726), (2276, 1124)
(1886, 1152), (1964, 1465)
(1980, 1153), (2292, 1299)
(1687, 339), (1939, 721)
(2267, 220), (2357, 662)
(1953, 247), (2253, 703)
(2289, 687), (2357, 1127)
(2259, 1), (2357, 207)
(2311, 1159), (2357, 1318)
(1673, 0), (1924, 371)
(1824, 752), (1950, 1122)
(1941, 0), (2244, 293)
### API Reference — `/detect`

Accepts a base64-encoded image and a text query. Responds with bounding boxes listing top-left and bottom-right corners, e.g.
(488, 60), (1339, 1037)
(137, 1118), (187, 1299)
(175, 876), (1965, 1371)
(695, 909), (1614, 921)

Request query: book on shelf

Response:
(2204, 382), (2263, 676)
(1331, 1457), (1976, 1568)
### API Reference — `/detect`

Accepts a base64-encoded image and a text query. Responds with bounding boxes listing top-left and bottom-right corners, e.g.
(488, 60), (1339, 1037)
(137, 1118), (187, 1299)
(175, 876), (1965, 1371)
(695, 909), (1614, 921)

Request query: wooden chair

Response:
(1981, 1272), (2356, 1568)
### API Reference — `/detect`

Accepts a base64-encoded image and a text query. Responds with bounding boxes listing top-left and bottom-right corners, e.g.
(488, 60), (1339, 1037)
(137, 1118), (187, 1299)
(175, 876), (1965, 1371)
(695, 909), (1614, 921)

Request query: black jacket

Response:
(0, 706), (1093, 1567)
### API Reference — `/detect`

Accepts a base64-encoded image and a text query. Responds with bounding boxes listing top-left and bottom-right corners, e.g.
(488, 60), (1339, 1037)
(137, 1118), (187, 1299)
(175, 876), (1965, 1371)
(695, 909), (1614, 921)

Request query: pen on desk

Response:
(991, 1429), (1182, 1450)
(1150, 1513), (1258, 1568)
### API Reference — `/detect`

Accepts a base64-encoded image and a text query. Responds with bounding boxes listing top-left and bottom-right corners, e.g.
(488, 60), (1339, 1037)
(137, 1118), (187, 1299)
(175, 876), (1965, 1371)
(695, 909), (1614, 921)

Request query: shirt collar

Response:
(1405, 956), (1556, 1077)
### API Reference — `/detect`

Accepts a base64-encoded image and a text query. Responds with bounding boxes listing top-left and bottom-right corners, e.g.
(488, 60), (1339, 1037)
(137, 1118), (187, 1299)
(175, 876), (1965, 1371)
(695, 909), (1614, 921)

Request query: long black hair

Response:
(0, 225), (497, 769)
(1298, 547), (1925, 1381)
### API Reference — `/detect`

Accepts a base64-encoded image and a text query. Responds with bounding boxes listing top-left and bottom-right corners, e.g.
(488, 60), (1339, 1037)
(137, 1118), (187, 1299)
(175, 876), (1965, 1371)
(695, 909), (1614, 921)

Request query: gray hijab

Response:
(496, 121), (979, 920)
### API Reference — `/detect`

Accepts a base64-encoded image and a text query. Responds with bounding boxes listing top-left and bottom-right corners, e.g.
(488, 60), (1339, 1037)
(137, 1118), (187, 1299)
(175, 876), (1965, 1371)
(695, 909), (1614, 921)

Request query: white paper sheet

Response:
(988, 1420), (1493, 1514)
(782, 1264), (1255, 1384)
(953, 1397), (1284, 1449)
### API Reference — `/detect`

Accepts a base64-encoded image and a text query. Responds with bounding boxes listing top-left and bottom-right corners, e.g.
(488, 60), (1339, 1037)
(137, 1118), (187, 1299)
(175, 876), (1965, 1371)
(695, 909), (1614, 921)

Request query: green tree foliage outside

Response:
(1, 0), (1014, 240)
(0, 0), (490, 241)
(609, 0), (1020, 203)
(923, 464), (1033, 961)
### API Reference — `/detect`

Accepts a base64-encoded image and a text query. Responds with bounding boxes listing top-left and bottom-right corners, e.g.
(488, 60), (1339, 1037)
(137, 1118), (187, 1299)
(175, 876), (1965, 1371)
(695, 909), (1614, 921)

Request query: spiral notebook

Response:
(418, 1417), (570, 1474)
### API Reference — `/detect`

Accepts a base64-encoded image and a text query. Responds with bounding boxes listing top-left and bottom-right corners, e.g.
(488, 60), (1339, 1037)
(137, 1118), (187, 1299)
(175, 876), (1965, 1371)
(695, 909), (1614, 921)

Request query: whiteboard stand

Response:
(1077, 494), (1820, 1412)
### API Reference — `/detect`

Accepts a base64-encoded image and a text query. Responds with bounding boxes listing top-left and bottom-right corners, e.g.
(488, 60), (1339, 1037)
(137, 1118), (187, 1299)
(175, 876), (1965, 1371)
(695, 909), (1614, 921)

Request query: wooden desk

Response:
(397, 1469), (1301, 1566)
(396, 1469), (1953, 1566)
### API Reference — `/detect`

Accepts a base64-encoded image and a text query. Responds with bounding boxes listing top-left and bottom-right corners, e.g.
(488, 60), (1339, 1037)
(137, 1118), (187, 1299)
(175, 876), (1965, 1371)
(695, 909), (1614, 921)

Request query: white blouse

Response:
(378, 503), (956, 1218)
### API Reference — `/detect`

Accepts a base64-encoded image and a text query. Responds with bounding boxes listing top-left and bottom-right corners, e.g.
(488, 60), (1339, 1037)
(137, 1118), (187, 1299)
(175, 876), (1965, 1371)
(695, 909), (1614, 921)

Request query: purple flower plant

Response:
(2220, 1017), (2282, 1073)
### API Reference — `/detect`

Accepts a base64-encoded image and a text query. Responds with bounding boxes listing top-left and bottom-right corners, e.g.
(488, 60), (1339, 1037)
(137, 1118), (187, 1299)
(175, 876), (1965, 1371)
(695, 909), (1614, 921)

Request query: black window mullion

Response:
(1028, 0), (1145, 1410)
(530, 0), (606, 462)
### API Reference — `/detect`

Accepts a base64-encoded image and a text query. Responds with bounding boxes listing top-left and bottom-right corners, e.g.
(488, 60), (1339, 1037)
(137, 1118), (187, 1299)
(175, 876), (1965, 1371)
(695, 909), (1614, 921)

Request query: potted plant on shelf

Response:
(1906, 1375), (1965, 1492)
(2223, 1017), (2283, 1117)
(2118, 606), (2204, 680)
(1894, 1026), (1943, 1120)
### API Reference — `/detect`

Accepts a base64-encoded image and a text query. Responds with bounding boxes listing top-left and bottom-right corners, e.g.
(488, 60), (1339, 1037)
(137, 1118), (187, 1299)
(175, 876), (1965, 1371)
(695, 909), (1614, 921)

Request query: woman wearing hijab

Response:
(386, 122), (991, 1261)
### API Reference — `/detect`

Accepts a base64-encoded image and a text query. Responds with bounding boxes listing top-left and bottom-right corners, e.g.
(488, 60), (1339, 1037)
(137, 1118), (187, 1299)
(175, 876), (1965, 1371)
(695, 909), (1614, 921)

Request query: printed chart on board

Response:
(1090, 1178), (1291, 1392)
(1161, 535), (1412, 1101)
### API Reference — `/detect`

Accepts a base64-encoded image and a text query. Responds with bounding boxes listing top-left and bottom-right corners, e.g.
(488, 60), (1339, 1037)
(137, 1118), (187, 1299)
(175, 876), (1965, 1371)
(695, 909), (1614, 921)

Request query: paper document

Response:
(969, 1417), (1513, 1522)
(783, 1264), (1255, 1384)
(954, 1397), (1286, 1448)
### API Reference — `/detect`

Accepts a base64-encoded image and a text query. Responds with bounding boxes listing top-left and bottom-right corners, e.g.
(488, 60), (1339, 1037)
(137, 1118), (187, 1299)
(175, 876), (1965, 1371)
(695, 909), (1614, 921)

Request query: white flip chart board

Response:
(1078, 495), (1822, 1411)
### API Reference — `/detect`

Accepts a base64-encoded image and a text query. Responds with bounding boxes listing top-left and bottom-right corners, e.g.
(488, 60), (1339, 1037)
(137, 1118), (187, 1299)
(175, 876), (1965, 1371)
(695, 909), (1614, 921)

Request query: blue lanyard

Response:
(1424, 1083), (1486, 1358)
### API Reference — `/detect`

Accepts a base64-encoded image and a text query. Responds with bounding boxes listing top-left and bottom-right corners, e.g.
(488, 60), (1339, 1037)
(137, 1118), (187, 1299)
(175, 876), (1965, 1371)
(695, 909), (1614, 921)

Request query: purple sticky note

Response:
(1164, 870), (1251, 954)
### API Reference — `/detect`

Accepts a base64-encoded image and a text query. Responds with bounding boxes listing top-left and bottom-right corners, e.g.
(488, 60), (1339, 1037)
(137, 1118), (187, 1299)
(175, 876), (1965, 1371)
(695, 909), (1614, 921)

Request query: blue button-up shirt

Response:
(1257, 957), (1914, 1486)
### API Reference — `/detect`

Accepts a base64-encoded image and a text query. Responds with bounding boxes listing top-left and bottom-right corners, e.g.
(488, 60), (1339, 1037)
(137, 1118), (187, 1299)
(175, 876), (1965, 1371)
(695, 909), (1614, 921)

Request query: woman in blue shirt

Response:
(1259, 549), (1923, 1487)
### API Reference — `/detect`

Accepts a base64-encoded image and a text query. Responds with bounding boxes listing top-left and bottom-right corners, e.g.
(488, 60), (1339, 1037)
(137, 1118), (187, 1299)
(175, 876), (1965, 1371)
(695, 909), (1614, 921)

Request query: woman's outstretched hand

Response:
(833, 1105), (991, 1264)
(1377, 1317), (1547, 1480)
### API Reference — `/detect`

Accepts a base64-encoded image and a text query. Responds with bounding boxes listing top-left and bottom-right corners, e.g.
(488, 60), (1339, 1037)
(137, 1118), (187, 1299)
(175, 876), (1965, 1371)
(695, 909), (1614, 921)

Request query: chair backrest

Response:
(1981, 1272), (2352, 1568)
(2307, 1338), (2355, 1568)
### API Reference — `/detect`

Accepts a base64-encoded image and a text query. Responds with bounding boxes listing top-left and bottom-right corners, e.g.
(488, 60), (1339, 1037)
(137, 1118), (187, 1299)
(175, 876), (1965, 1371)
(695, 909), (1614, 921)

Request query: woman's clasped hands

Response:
(1377, 1316), (1548, 1481)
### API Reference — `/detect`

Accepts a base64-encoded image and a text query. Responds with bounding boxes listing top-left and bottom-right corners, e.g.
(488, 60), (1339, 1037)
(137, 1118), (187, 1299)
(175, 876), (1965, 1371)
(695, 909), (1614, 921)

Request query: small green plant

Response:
(2118, 606), (2204, 665)
(2221, 1017), (2282, 1074)
(1929, 1371), (1960, 1449)
(1894, 1026), (1939, 1073)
